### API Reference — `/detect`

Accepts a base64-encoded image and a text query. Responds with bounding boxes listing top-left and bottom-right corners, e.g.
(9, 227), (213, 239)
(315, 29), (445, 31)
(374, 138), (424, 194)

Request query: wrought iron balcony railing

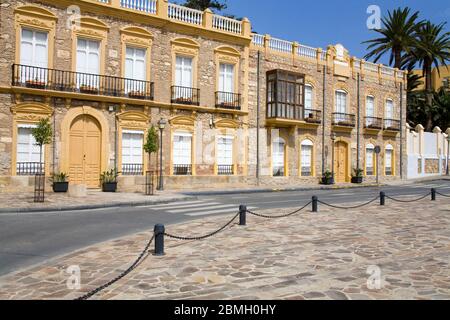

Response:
(12, 64), (154, 100)
(332, 113), (356, 127)
(217, 165), (234, 175)
(17, 162), (44, 176)
(304, 109), (322, 124)
(384, 119), (401, 131)
(122, 164), (144, 176)
(171, 86), (200, 106)
(364, 117), (383, 130)
(215, 92), (241, 110)
(173, 164), (192, 176)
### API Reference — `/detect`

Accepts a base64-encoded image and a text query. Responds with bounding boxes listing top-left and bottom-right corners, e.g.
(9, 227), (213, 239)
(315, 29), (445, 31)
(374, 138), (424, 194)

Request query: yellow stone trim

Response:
(214, 128), (238, 176)
(11, 102), (53, 176)
(117, 110), (150, 177)
(214, 118), (240, 129)
(298, 135), (316, 178)
(171, 38), (200, 88)
(71, 17), (109, 76)
(333, 137), (352, 183)
(60, 106), (110, 179)
(14, 5), (57, 68)
(120, 27), (153, 81)
(170, 124), (196, 176)
(364, 139), (378, 177)
(214, 46), (241, 107)
(383, 140), (396, 177)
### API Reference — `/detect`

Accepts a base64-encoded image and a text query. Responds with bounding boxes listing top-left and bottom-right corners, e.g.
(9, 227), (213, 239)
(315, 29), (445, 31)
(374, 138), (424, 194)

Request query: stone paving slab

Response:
(0, 197), (449, 300)
(0, 191), (195, 213)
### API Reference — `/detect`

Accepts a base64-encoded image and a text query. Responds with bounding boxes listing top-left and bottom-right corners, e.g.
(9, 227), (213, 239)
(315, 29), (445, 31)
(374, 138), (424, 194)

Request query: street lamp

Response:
(446, 135), (450, 176)
(157, 118), (167, 191)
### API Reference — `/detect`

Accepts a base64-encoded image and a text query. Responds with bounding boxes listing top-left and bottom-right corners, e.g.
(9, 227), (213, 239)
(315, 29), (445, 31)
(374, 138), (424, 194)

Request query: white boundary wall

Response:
(407, 124), (450, 179)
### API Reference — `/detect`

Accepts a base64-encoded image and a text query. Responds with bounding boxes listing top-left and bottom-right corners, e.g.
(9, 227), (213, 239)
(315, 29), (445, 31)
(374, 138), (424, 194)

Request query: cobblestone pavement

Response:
(0, 196), (449, 300)
(0, 191), (194, 212)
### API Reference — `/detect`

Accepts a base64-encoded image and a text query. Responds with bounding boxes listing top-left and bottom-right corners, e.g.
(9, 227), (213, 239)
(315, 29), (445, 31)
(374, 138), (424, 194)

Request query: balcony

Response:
(304, 109), (322, 124)
(218, 165), (234, 176)
(171, 86), (200, 106)
(384, 119), (401, 135)
(16, 162), (44, 176)
(332, 113), (356, 131)
(364, 117), (383, 134)
(121, 164), (144, 176)
(12, 64), (154, 100)
(173, 164), (192, 176)
(215, 92), (241, 110)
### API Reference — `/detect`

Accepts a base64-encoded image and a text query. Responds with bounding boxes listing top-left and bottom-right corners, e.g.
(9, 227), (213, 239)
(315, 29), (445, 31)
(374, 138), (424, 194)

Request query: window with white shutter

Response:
(122, 131), (144, 175)
(272, 137), (286, 177)
(217, 136), (234, 175)
(301, 139), (313, 177)
(304, 85), (313, 110)
(173, 132), (192, 175)
(76, 38), (100, 89)
(218, 63), (234, 104)
(366, 96), (375, 126)
(335, 90), (347, 122)
(20, 28), (48, 83)
(175, 56), (193, 99)
(125, 47), (147, 94)
(16, 125), (44, 175)
(385, 145), (394, 176)
(385, 99), (394, 128)
(366, 144), (375, 176)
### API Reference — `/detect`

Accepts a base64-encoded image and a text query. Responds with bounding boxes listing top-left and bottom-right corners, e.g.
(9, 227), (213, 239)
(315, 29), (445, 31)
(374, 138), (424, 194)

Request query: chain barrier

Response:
(75, 235), (154, 301)
(318, 196), (380, 210)
(246, 201), (312, 219)
(436, 191), (450, 198)
(163, 212), (240, 241)
(385, 193), (431, 203)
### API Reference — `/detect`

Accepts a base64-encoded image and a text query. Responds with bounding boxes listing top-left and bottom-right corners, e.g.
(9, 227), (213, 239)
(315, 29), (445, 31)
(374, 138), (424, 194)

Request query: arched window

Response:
(385, 144), (394, 176)
(335, 90), (348, 123)
(385, 99), (395, 128)
(272, 137), (286, 177)
(301, 139), (314, 177)
(366, 143), (375, 176)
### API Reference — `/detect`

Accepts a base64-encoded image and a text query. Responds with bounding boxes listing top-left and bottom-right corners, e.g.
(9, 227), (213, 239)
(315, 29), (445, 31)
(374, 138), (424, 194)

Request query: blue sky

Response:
(223, 0), (450, 65)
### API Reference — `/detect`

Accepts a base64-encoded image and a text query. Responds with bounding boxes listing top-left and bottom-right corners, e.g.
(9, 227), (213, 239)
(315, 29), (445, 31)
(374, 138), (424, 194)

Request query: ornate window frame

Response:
(14, 5), (57, 68)
(270, 130), (289, 177)
(71, 17), (109, 75)
(214, 119), (240, 176)
(364, 141), (377, 176)
(214, 46), (241, 95)
(10, 102), (53, 176)
(299, 136), (315, 177)
(171, 38), (200, 88)
(120, 27), (153, 81)
(117, 110), (150, 176)
(384, 142), (395, 176)
(169, 116), (196, 176)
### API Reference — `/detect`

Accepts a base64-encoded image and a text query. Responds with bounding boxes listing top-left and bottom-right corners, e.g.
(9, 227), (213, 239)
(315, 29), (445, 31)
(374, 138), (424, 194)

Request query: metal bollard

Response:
(380, 192), (385, 206)
(154, 224), (165, 256)
(312, 196), (318, 213)
(431, 188), (436, 201)
(239, 205), (247, 226)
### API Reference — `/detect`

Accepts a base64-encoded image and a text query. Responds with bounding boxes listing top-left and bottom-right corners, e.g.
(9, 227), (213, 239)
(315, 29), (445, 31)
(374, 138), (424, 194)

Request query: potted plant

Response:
(351, 168), (364, 184)
(128, 90), (146, 99)
(51, 172), (69, 193)
(100, 169), (119, 192)
(26, 78), (46, 89)
(321, 170), (335, 185)
(79, 84), (99, 94)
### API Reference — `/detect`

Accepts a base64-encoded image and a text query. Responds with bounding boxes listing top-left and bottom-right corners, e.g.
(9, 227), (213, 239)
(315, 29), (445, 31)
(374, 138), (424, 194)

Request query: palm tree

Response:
(363, 7), (422, 69)
(407, 72), (424, 92)
(403, 21), (450, 130)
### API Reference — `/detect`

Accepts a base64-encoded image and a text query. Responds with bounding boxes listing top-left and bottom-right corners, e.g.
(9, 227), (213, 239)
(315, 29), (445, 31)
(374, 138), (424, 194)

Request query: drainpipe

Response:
(400, 82), (404, 179)
(356, 73), (361, 171)
(321, 65), (326, 175)
(256, 50), (261, 183)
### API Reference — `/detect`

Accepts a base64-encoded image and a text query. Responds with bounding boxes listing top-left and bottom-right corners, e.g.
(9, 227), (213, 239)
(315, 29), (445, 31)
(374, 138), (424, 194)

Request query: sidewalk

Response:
(0, 196), (449, 300)
(0, 191), (196, 213)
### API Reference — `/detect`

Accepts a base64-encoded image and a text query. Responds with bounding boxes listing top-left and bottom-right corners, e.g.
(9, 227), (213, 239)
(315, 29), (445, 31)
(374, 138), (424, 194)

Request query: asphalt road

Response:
(1, 180), (449, 276)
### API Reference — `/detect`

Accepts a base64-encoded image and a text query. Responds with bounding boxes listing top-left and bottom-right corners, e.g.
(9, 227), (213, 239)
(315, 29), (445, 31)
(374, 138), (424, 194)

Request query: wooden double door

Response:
(69, 115), (102, 188)
(334, 141), (349, 183)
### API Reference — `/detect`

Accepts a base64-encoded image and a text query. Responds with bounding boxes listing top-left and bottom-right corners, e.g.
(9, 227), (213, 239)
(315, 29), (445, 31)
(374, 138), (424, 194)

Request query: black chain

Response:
(75, 235), (154, 301)
(246, 201), (312, 219)
(164, 212), (240, 241)
(386, 193), (431, 203)
(436, 191), (450, 198)
(318, 196), (380, 210)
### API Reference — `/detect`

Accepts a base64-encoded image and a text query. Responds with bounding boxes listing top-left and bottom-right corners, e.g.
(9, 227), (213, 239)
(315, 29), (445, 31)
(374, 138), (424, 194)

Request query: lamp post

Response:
(446, 135), (450, 176)
(157, 118), (167, 191)
(331, 133), (337, 183)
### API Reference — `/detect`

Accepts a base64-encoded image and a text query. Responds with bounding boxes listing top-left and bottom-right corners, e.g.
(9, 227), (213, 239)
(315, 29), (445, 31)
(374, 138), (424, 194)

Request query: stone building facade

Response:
(0, 0), (407, 193)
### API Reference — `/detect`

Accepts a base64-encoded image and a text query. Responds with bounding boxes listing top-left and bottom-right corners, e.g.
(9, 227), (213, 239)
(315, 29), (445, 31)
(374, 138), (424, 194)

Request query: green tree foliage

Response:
(31, 118), (53, 172)
(182, 0), (227, 12)
(363, 7), (423, 69)
(408, 89), (450, 131)
(144, 126), (159, 171)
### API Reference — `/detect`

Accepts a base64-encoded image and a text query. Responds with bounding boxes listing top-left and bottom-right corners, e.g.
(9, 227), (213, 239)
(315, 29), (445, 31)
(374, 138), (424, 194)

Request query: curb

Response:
(182, 183), (386, 196)
(0, 196), (197, 214)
